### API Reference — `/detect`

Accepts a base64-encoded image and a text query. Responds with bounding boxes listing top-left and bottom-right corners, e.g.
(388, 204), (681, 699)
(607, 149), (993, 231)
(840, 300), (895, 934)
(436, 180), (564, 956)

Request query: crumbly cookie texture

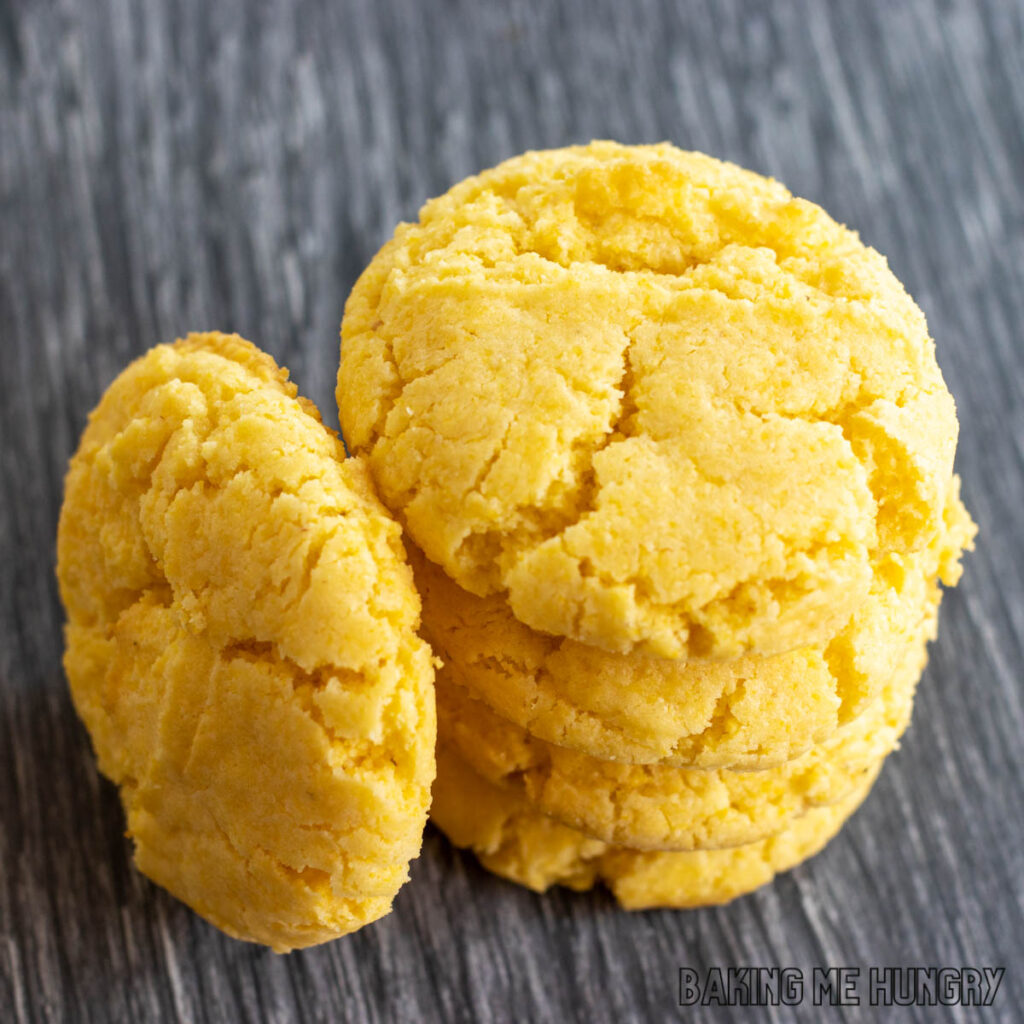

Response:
(339, 140), (965, 658)
(415, 490), (969, 768)
(437, 586), (929, 852)
(432, 744), (878, 907)
(57, 333), (436, 951)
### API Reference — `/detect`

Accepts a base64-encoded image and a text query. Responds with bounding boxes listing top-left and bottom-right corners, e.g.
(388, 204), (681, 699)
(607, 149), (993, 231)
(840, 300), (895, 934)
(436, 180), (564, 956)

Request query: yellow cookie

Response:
(432, 744), (879, 908)
(415, 498), (968, 767)
(339, 141), (963, 659)
(436, 591), (929, 852)
(57, 333), (436, 951)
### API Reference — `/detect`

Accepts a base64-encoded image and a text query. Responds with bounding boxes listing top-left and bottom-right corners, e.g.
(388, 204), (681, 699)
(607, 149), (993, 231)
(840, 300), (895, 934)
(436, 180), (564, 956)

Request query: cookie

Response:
(436, 593), (929, 852)
(432, 744), (879, 908)
(57, 333), (436, 951)
(339, 141), (963, 659)
(415, 510), (967, 767)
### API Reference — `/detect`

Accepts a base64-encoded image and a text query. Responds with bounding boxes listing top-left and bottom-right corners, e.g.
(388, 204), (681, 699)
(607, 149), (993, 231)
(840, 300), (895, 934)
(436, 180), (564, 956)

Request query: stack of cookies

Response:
(57, 142), (977, 950)
(338, 142), (976, 908)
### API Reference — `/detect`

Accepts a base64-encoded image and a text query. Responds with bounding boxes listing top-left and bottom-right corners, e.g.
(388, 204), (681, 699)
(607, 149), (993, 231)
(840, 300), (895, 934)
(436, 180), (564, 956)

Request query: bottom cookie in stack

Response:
(435, 655), (919, 852)
(431, 743), (881, 909)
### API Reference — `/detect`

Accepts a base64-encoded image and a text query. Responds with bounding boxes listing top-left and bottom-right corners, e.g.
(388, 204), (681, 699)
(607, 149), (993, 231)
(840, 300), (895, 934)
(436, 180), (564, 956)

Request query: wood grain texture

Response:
(1, 0), (1022, 1020)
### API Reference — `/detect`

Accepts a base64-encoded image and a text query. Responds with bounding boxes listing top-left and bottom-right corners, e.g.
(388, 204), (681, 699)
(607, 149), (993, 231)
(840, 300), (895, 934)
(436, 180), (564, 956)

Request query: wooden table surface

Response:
(2, 1), (1022, 1021)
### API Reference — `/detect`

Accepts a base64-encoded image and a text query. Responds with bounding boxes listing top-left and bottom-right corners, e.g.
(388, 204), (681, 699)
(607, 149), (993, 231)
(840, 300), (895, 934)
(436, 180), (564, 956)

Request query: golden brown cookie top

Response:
(339, 141), (963, 658)
(58, 333), (436, 950)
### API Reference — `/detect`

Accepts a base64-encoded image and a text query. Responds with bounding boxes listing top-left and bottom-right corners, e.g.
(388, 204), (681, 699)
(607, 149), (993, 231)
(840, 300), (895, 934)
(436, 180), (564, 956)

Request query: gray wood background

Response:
(1, 0), (1022, 1021)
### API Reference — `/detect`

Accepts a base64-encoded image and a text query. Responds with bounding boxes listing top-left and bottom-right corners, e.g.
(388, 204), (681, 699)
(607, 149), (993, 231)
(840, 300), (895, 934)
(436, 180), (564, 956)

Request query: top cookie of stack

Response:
(338, 140), (968, 664)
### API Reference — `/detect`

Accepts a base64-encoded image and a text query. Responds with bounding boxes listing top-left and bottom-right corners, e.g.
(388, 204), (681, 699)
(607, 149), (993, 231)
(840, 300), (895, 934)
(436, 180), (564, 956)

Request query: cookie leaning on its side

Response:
(57, 333), (436, 951)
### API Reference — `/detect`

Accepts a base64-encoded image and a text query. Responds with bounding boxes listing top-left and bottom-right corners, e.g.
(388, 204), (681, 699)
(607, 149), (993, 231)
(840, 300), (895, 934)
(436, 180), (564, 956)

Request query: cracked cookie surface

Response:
(431, 744), (878, 907)
(436, 587), (930, 851)
(339, 141), (963, 658)
(415, 499), (970, 767)
(57, 333), (436, 951)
